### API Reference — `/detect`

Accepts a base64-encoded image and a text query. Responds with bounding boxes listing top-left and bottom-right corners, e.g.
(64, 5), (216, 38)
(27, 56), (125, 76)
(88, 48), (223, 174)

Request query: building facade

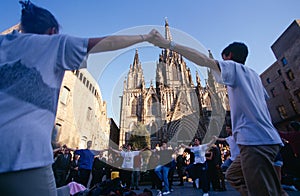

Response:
(260, 19), (300, 130)
(119, 20), (229, 148)
(54, 69), (110, 150)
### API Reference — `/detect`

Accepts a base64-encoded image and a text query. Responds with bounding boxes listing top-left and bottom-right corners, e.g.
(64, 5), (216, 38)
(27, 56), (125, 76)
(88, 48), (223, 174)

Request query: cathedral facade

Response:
(119, 21), (229, 148)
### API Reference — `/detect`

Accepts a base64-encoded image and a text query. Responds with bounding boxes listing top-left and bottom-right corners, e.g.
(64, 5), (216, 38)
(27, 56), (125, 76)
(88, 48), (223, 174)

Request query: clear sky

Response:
(1, 0), (299, 124)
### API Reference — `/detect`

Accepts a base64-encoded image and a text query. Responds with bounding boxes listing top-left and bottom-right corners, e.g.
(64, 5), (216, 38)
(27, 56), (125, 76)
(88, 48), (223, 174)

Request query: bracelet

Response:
(169, 41), (176, 50)
(140, 34), (145, 41)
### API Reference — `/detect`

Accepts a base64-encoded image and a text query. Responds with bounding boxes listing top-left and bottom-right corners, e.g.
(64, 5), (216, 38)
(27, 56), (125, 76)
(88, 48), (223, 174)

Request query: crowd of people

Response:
(51, 121), (300, 195)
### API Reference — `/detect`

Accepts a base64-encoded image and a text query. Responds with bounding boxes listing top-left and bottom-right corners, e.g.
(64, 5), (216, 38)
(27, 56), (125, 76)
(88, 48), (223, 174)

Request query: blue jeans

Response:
(155, 165), (170, 192)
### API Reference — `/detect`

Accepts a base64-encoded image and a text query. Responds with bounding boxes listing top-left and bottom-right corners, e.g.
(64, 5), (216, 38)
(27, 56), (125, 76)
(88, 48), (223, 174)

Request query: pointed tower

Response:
(119, 50), (147, 145)
(165, 18), (172, 41)
(126, 49), (145, 89)
(155, 19), (193, 89)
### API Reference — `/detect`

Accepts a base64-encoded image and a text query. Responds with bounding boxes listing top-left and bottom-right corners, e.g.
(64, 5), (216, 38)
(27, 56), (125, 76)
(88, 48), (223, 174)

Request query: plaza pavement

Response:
(133, 181), (300, 196)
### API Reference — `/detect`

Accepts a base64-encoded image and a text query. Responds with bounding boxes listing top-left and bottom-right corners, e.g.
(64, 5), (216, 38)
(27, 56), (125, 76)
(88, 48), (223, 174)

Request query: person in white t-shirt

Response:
(147, 30), (284, 196)
(110, 143), (141, 189)
(0, 1), (155, 195)
(181, 137), (217, 196)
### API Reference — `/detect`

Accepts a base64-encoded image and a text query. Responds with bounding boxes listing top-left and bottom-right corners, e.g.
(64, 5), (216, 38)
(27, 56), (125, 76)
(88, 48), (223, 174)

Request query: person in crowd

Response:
(279, 121), (300, 158)
(90, 151), (108, 188)
(110, 143), (141, 189)
(52, 147), (72, 187)
(153, 141), (177, 196)
(0, 0), (155, 194)
(175, 149), (187, 186)
(67, 153), (80, 183)
(148, 151), (159, 190)
(131, 153), (142, 190)
(181, 137), (217, 196)
(183, 148), (194, 184)
(67, 141), (95, 187)
(167, 157), (176, 192)
(148, 29), (284, 196)
(215, 121), (239, 173)
(205, 144), (225, 191)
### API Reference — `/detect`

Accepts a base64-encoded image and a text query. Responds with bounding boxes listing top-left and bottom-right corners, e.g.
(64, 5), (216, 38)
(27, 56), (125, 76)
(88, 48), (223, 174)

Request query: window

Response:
(290, 99), (299, 114)
(270, 88), (276, 97)
(53, 124), (62, 145)
(277, 70), (282, 76)
(131, 98), (137, 116)
(83, 77), (86, 85)
(79, 73), (83, 81)
(86, 80), (89, 88)
(87, 107), (93, 120)
(266, 78), (271, 84)
(286, 70), (295, 81)
(75, 70), (80, 77)
(282, 81), (288, 89)
(281, 57), (288, 66)
(60, 86), (70, 105)
(277, 105), (288, 119)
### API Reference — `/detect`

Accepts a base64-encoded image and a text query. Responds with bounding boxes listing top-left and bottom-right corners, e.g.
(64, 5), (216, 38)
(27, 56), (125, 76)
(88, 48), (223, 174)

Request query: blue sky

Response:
(1, 0), (299, 123)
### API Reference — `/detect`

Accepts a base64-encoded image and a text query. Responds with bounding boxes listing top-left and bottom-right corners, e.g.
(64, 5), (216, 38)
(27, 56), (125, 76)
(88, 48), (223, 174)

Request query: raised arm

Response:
(88, 34), (149, 53)
(206, 136), (218, 148)
(109, 146), (121, 155)
(215, 137), (226, 142)
(181, 143), (192, 150)
(148, 29), (221, 74)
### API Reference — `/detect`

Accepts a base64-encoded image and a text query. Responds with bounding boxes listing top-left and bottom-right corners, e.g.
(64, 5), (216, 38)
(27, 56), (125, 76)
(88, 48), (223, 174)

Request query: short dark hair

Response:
(221, 42), (248, 64)
(19, 0), (60, 34)
(193, 137), (201, 142)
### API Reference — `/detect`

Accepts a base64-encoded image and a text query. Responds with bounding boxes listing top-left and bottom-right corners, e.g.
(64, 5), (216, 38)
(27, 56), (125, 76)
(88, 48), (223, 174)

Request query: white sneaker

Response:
(157, 190), (162, 196)
(203, 193), (209, 196)
(163, 191), (170, 195)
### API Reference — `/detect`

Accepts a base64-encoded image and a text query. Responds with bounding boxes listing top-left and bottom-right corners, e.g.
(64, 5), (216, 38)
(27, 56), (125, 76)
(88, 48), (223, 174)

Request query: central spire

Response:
(133, 49), (140, 70)
(165, 17), (172, 41)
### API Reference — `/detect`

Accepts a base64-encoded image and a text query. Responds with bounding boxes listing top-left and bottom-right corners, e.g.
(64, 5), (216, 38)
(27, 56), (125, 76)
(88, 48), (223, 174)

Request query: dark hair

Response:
(193, 137), (201, 142)
(221, 42), (248, 64)
(19, 0), (59, 34)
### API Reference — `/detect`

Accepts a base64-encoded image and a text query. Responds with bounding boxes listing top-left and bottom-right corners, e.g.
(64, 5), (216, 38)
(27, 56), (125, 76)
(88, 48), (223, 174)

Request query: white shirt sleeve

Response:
(217, 60), (237, 87)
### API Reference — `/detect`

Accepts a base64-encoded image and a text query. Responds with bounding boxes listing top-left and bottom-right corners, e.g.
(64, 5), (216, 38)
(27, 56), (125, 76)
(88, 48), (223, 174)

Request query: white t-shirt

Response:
(0, 31), (88, 173)
(215, 60), (283, 146)
(190, 144), (209, 164)
(120, 151), (140, 169)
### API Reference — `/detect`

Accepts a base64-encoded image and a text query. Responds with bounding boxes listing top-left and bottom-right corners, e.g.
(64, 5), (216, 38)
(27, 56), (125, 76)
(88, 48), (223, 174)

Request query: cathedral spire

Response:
(208, 50), (214, 59)
(133, 49), (140, 70)
(196, 71), (201, 86)
(165, 17), (172, 41)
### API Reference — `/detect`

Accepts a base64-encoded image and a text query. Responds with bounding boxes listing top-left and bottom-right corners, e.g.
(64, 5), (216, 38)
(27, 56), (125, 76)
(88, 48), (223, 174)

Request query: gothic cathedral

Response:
(119, 20), (229, 148)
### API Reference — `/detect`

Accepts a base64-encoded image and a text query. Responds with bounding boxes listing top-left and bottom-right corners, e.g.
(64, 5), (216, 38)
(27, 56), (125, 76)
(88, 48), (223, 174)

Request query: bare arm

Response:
(206, 136), (218, 148)
(109, 147), (121, 155)
(148, 29), (221, 74)
(215, 137), (226, 142)
(181, 143), (192, 149)
(88, 34), (148, 53)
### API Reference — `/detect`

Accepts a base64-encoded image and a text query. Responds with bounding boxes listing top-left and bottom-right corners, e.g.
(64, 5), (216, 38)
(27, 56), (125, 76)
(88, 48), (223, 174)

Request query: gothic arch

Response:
(131, 97), (138, 116)
(146, 95), (159, 116)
